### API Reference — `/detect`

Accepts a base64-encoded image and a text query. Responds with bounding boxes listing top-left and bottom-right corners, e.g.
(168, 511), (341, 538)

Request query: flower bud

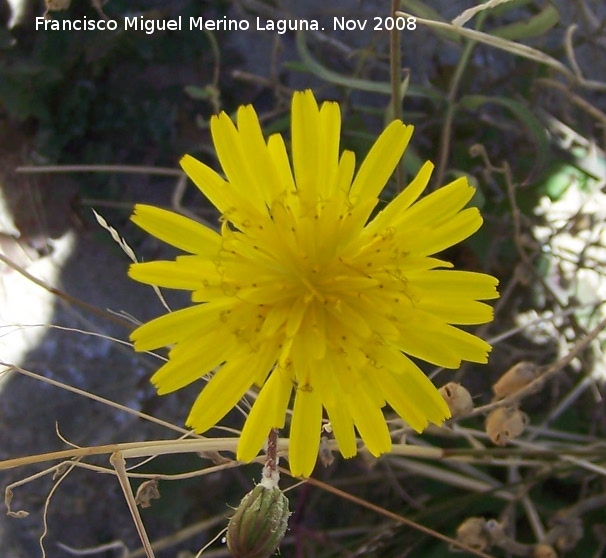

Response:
(456, 517), (490, 551)
(485, 406), (528, 445)
(226, 485), (290, 558)
(492, 361), (539, 399)
(439, 382), (474, 417)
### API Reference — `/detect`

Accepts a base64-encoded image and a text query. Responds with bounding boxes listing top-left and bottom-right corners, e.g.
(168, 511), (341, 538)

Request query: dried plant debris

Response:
(454, 496), (597, 558)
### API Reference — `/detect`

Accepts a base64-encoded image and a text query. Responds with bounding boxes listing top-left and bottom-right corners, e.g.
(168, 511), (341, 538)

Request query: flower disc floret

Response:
(128, 90), (499, 477)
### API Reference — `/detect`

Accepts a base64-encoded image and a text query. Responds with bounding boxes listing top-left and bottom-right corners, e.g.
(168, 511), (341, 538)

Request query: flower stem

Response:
(260, 429), (280, 489)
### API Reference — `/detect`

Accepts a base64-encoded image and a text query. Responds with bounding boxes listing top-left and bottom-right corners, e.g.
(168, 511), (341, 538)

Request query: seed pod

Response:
(485, 406), (528, 445)
(226, 485), (290, 558)
(439, 382), (474, 417)
(493, 361), (539, 399)
(456, 517), (490, 551)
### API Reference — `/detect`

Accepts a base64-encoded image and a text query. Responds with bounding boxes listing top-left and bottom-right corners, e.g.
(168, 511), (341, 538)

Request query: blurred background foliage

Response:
(1, 0), (606, 557)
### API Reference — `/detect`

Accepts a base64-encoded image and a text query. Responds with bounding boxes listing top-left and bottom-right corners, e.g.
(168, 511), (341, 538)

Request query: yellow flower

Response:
(128, 90), (499, 477)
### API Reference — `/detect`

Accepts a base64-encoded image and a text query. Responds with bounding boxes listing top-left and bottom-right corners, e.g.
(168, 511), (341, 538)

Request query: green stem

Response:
(434, 11), (488, 187)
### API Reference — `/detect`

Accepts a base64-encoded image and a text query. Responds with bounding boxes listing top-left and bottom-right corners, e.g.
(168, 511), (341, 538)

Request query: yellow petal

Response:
(237, 105), (283, 203)
(180, 154), (263, 228)
(302, 301), (327, 360)
(348, 388), (391, 457)
(416, 298), (494, 325)
(291, 90), (320, 196)
(186, 353), (256, 433)
(317, 99), (341, 196)
(341, 293), (400, 341)
(238, 369), (293, 462)
(402, 207), (483, 255)
(336, 150), (356, 197)
(407, 270), (500, 300)
(372, 355), (450, 431)
(400, 176), (476, 227)
(267, 133), (296, 194)
(130, 299), (233, 351)
(250, 339), (280, 387)
(365, 160), (433, 236)
(349, 120), (413, 203)
(131, 204), (221, 256)
(395, 312), (493, 367)
(325, 401), (357, 459)
(151, 331), (238, 394)
(129, 261), (205, 290)
(211, 109), (266, 211)
(180, 154), (231, 214)
(289, 384), (323, 477)
(315, 357), (357, 457)
(326, 298), (372, 339)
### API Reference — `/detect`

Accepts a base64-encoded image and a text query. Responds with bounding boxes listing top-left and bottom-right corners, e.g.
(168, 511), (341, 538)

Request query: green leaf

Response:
(492, 4), (559, 40)
(492, 0), (535, 15)
(295, 31), (440, 101)
(295, 31), (390, 94)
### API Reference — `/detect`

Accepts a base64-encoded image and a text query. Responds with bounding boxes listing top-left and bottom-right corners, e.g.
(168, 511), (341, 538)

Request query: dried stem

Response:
(390, 0), (404, 191)
(110, 452), (155, 558)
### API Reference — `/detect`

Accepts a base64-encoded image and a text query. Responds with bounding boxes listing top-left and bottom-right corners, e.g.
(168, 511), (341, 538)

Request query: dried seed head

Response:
(135, 479), (160, 509)
(226, 485), (290, 558)
(485, 406), (529, 445)
(493, 361), (539, 400)
(439, 382), (474, 417)
(533, 544), (558, 558)
(553, 517), (583, 552)
(456, 517), (490, 551)
(318, 436), (335, 468)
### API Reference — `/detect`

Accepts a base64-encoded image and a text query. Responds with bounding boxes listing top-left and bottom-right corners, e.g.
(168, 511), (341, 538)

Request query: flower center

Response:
(300, 275), (325, 303)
